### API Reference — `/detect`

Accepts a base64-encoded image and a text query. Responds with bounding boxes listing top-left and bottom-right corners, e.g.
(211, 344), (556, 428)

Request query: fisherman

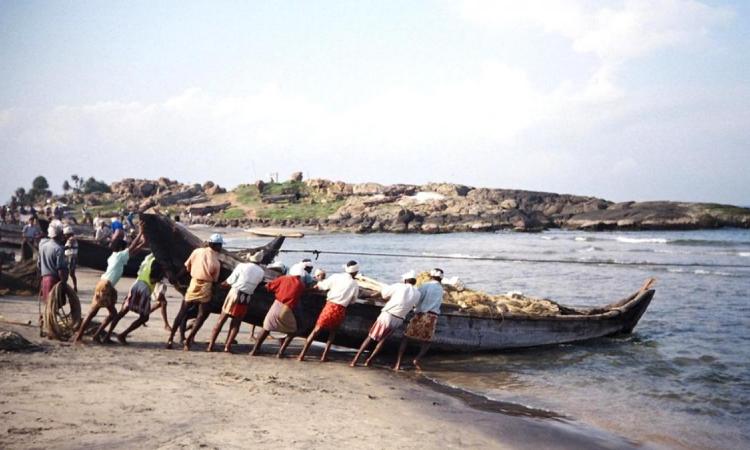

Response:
(110, 216), (125, 250)
(167, 233), (223, 350)
(103, 260), (166, 345)
(350, 270), (420, 367)
(63, 225), (79, 292)
(297, 260), (360, 362)
(37, 221), (68, 334)
(133, 253), (171, 332)
(394, 268), (445, 371)
(206, 250), (265, 353)
(71, 226), (148, 344)
(251, 263), (306, 357)
(95, 220), (112, 243)
(313, 268), (326, 282)
(93, 212), (103, 229)
(21, 216), (42, 260)
(289, 258), (315, 286)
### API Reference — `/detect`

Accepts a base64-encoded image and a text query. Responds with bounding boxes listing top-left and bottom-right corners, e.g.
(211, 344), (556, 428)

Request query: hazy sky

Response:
(1, 0), (748, 204)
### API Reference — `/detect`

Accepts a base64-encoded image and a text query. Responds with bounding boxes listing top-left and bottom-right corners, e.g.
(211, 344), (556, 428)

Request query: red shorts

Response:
(315, 302), (347, 331)
(227, 302), (249, 319)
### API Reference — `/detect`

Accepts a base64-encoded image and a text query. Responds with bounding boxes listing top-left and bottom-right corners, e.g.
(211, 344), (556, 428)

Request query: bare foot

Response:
(166, 341), (173, 349)
(413, 360), (423, 371)
(183, 343), (191, 351)
(117, 334), (128, 345)
(206, 345), (213, 352)
(223, 347), (233, 354)
(349, 361), (357, 368)
(320, 356), (329, 363)
(297, 355), (305, 362)
(364, 359), (372, 367)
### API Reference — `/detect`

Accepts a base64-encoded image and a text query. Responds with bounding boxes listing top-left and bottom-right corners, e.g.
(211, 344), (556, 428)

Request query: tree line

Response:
(12, 175), (110, 205)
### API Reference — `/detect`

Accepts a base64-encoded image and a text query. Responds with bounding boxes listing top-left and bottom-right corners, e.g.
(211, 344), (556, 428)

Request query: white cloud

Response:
(459, 0), (733, 63)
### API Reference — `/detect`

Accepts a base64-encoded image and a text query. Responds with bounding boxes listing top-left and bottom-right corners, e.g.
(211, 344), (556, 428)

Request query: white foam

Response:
(738, 252), (750, 257)
(616, 237), (669, 244)
(541, 236), (555, 240)
(694, 269), (710, 275)
(574, 237), (589, 242)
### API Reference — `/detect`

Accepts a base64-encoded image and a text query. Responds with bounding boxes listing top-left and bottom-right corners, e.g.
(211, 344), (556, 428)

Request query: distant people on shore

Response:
(21, 217), (42, 260)
(37, 221), (69, 335)
(63, 225), (79, 293)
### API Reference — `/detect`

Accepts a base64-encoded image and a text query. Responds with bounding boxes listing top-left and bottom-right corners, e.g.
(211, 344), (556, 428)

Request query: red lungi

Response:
(315, 302), (347, 331)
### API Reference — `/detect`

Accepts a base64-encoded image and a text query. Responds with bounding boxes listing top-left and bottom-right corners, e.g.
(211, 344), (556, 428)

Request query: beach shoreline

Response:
(0, 268), (645, 450)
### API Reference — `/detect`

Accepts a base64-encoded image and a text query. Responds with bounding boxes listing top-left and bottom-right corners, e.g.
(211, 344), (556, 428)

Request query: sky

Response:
(1, 0), (748, 204)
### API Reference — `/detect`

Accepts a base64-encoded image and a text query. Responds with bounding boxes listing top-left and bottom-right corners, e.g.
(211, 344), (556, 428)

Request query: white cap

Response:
(344, 262), (360, 274)
(247, 250), (264, 263)
(289, 264), (305, 277)
(208, 233), (224, 245)
(402, 270), (417, 280)
(63, 225), (74, 235)
(430, 268), (444, 278)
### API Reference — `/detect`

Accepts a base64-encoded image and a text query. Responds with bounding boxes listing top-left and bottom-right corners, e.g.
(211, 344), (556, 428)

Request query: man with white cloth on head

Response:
(350, 270), (420, 367)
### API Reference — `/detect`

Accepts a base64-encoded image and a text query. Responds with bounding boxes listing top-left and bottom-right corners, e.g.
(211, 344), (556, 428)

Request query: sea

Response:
(224, 228), (750, 449)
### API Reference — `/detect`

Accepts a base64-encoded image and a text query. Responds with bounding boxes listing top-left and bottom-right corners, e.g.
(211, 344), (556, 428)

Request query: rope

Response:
(275, 248), (750, 269)
(44, 282), (81, 341)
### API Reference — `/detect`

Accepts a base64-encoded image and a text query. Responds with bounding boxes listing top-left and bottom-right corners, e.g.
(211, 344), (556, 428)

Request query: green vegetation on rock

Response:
(220, 207), (246, 220)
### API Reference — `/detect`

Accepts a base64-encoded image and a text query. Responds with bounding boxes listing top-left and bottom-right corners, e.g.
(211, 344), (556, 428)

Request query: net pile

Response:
(415, 272), (560, 317)
(44, 282), (82, 340)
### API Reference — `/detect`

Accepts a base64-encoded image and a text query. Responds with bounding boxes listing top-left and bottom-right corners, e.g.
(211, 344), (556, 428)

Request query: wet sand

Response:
(0, 268), (644, 449)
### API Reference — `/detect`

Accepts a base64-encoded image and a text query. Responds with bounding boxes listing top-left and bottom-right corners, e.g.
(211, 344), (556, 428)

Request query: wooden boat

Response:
(141, 213), (656, 353)
(246, 227), (305, 238)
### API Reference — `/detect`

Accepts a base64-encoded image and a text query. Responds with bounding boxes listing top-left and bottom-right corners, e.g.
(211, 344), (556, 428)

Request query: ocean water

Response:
(225, 228), (750, 449)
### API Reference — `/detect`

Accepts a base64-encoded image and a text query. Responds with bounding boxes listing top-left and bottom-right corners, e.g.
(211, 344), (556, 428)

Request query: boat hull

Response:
(141, 213), (656, 353)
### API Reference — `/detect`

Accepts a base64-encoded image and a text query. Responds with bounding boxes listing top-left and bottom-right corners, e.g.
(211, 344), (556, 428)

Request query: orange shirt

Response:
(185, 247), (220, 282)
(267, 275), (304, 309)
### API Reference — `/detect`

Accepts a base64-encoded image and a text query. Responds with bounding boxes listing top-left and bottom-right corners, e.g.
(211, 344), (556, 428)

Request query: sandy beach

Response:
(0, 268), (646, 450)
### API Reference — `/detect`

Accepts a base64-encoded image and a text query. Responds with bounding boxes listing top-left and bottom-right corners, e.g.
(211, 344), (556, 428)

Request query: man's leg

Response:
(250, 329), (271, 356)
(350, 337), (372, 367)
(277, 334), (295, 358)
(167, 300), (188, 349)
(224, 316), (243, 353)
(118, 314), (148, 345)
(320, 330), (337, 362)
(207, 312), (229, 352)
(364, 338), (389, 367)
(393, 337), (409, 371)
(412, 342), (432, 371)
(104, 304), (128, 342)
(159, 300), (170, 331)
(72, 305), (100, 343)
(297, 327), (322, 361)
(184, 302), (211, 351)
(95, 304), (120, 344)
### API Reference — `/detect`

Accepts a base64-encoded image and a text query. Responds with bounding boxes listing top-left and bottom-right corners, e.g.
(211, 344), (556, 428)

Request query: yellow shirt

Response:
(185, 247), (220, 282)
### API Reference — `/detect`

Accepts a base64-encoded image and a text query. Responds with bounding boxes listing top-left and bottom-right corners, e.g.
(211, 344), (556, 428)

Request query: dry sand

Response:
(0, 268), (641, 449)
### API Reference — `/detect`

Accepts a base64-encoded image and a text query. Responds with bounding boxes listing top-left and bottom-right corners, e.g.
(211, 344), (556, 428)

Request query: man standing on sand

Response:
(22, 217), (42, 260)
(250, 263), (306, 358)
(37, 222), (68, 334)
(71, 227), (148, 344)
(134, 254), (172, 332)
(297, 260), (360, 362)
(350, 270), (420, 367)
(207, 250), (265, 353)
(394, 268), (445, 371)
(63, 225), (79, 293)
(167, 233), (223, 350)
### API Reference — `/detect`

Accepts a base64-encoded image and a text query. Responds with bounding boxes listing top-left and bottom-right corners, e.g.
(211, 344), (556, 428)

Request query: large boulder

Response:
(290, 172), (304, 182)
(352, 183), (384, 195)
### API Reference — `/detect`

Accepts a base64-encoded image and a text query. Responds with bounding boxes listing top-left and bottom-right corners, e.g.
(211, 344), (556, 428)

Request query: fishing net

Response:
(43, 282), (82, 340)
(414, 272), (560, 317)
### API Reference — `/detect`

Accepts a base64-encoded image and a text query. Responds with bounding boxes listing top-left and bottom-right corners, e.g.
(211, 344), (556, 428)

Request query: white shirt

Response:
(224, 262), (264, 295)
(380, 282), (421, 319)
(317, 272), (359, 307)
